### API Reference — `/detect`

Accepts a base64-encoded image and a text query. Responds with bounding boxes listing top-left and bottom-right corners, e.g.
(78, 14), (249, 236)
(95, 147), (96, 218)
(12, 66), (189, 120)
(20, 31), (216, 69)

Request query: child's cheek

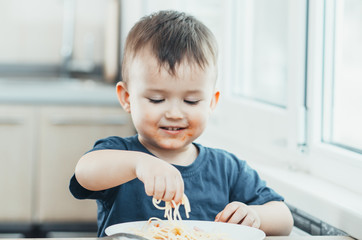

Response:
(180, 132), (194, 141)
(187, 116), (207, 137)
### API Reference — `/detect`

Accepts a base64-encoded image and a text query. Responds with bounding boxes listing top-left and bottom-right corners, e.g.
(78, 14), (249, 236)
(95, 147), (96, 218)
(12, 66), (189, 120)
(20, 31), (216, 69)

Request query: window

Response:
(225, 0), (362, 156)
(322, 0), (362, 153)
(231, 0), (289, 107)
(200, 0), (362, 195)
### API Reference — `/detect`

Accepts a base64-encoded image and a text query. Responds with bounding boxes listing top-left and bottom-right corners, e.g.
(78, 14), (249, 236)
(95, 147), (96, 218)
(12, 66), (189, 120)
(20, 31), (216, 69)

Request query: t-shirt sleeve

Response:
(89, 136), (129, 152)
(68, 136), (129, 200)
(229, 157), (284, 205)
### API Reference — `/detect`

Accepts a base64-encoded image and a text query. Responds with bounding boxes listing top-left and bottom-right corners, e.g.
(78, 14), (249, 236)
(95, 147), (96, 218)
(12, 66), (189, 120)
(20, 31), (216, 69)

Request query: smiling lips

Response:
(160, 126), (186, 134)
(161, 127), (184, 131)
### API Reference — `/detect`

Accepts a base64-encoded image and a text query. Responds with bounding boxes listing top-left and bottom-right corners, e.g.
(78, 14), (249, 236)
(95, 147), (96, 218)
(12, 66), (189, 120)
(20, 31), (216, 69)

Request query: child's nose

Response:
(165, 104), (183, 119)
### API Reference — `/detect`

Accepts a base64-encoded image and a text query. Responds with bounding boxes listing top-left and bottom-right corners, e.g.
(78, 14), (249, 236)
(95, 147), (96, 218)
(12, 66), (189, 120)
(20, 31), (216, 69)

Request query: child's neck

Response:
(148, 144), (198, 166)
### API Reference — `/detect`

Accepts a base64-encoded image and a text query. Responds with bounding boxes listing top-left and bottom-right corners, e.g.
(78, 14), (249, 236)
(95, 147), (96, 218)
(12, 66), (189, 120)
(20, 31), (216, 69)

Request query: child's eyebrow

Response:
(185, 90), (203, 95)
(146, 89), (203, 95)
(144, 89), (167, 94)
(145, 89), (203, 94)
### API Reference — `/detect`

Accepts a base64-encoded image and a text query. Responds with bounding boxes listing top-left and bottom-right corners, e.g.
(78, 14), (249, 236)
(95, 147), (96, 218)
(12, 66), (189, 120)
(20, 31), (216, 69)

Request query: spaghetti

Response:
(133, 195), (230, 240)
(152, 194), (191, 220)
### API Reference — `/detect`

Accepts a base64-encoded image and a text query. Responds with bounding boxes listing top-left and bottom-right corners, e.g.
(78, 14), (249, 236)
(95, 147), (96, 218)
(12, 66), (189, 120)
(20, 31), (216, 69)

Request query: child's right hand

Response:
(135, 156), (184, 204)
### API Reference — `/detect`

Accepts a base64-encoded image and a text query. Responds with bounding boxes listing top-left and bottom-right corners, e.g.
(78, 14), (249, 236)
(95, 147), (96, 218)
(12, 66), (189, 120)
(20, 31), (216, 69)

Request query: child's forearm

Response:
(75, 150), (150, 191)
(250, 201), (294, 236)
(75, 149), (185, 203)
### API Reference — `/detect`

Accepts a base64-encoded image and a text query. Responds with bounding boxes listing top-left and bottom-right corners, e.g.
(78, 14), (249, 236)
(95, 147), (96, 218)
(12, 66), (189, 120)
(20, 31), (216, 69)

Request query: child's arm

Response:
(215, 201), (293, 236)
(74, 149), (184, 203)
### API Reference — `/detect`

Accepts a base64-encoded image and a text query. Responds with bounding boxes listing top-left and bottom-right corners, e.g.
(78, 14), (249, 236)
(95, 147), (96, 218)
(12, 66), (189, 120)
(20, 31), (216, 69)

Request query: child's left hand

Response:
(214, 201), (261, 228)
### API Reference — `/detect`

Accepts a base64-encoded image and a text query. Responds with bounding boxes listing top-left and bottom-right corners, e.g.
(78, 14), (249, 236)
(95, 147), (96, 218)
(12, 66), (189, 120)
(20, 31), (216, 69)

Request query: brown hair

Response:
(121, 10), (218, 82)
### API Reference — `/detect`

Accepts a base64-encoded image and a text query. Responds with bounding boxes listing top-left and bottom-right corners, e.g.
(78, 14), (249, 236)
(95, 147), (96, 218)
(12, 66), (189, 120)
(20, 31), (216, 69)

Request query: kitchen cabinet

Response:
(36, 106), (134, 222)
(0, 105), (36, 222)
(0, 104), (134, 224)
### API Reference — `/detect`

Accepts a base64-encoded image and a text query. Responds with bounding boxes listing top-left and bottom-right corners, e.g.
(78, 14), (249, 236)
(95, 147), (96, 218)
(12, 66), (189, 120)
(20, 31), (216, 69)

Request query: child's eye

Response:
(184, 100), (200, 105)
(148, 98), (164, 104)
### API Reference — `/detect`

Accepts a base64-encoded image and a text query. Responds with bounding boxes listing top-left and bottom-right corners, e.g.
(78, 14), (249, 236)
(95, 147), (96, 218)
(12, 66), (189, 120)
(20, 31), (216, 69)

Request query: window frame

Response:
(307, 0), (362, 194)
(201, 0), (362, 196)
(320, 0), (362, 154)
(206, 0), (308, 163)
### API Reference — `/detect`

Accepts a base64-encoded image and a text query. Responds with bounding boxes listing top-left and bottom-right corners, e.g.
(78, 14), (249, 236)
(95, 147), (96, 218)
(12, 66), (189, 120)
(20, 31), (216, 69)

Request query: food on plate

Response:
(132, 195), (231, 240)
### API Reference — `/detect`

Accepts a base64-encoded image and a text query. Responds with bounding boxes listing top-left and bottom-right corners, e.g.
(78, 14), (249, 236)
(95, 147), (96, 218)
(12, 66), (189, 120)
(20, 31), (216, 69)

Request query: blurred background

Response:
(0, 0), (361, 238)
(0, 0), (120, 82)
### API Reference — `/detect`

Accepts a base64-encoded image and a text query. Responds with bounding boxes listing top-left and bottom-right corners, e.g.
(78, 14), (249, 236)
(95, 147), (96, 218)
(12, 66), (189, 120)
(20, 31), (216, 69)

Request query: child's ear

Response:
(116, 81), (131, 113)
(210, 90), (220, 111)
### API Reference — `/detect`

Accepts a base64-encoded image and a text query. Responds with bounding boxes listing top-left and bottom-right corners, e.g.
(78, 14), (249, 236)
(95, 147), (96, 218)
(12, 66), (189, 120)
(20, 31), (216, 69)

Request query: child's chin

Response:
(158, 139), (191, 149)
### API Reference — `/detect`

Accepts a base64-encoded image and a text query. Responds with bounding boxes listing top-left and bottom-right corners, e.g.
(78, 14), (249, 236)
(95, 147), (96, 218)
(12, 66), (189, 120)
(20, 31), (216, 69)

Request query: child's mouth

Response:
(161, 127), (185, 131)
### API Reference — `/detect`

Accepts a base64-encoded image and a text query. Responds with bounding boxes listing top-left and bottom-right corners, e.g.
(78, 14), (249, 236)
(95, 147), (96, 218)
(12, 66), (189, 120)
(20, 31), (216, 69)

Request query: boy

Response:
(69, 10), (293, 237)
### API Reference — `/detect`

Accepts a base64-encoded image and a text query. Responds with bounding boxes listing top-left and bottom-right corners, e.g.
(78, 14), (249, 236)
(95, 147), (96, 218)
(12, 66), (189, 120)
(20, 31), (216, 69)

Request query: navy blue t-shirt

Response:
(69, 135), (283, 237)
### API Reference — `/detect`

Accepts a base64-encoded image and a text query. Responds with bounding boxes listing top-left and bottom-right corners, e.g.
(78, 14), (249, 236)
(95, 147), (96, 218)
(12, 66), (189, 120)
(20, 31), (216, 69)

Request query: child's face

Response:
(117, 48), (219, 153)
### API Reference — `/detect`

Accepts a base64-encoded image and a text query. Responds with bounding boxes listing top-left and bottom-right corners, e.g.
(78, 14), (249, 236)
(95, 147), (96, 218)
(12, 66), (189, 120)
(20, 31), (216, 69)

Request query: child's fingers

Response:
(137, 158), (184, 202)
(239, 214), (255, 227)
(215, 202), (240, 222)
(173, 175), (184, 204)
(240, 213), (261, 228)
(214, 211), (222, 222)
(215, 202), (261, 228)
(162, 176), (177, 201)
(153, 176), (166, 200)
(143, 176), (155, 196)
(252, 219), (261, 228)
(227, 207), (247, 224)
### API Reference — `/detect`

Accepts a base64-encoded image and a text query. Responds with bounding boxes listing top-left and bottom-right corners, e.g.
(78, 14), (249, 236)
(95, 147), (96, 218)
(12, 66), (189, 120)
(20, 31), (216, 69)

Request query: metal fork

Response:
(104, 232), (150, 240)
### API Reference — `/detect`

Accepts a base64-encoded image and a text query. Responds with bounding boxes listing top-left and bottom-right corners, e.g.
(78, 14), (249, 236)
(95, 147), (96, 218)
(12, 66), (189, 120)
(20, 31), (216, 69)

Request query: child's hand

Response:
(135, 156), (184, 203)
(215, 201), (261, 228)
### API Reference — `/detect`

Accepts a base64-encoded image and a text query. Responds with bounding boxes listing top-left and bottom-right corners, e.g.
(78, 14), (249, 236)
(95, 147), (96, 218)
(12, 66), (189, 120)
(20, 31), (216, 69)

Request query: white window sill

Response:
(253, 163), (362, 239)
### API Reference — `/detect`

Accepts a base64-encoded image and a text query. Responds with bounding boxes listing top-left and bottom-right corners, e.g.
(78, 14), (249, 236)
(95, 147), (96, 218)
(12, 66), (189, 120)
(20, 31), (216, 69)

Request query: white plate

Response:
(105, 220), (265, 240)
